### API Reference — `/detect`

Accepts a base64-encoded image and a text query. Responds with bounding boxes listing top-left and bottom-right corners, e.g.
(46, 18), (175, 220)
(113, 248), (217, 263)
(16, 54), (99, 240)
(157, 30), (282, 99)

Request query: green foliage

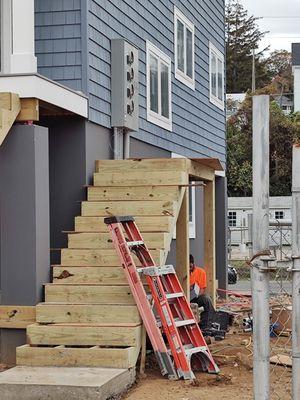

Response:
(226, 1), (270, 93)
(227, 95), (300, 197)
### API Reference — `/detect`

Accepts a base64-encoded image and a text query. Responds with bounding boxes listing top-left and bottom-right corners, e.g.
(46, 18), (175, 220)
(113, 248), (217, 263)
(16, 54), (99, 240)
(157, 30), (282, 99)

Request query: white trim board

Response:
(174, 6), (195, 90)
(146, 40), (172, 131)
(0, 74), (88, 117)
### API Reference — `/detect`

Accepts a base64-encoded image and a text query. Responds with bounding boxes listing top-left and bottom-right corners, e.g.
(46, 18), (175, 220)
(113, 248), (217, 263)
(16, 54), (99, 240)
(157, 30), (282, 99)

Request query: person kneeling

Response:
(189, 254), (215, 330)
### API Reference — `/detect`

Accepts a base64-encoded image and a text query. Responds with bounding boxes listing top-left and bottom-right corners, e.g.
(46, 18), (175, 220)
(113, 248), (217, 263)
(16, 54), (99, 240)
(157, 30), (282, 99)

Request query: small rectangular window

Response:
(174, 7), (195, 90)
(209, 42), (224, 110)
(146, 41), (172, 131)
(228, 211), (237, 227)
(275, 211), (284, 220)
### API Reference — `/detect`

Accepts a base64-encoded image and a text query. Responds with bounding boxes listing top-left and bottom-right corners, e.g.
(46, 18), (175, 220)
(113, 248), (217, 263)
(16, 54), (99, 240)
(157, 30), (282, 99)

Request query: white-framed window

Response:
(174, 7), (195, 90)
(228, 211), (237, 227)
(275, 210), (284, 220)
(146, 41), (172, 131)
(172, 153), (196, 239)
(209, 42), (225, 110)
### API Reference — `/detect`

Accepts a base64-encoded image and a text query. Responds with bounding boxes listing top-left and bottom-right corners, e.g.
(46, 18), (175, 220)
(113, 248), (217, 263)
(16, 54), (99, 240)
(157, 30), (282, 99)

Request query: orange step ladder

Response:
(105, 215), (219, 380)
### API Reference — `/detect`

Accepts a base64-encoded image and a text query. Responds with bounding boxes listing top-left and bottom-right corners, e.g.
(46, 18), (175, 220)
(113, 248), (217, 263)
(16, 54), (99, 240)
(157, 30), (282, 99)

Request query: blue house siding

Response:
(34, 0), (226, 162)
(86, 0), (226, 162)
(35, 0), (83, 91)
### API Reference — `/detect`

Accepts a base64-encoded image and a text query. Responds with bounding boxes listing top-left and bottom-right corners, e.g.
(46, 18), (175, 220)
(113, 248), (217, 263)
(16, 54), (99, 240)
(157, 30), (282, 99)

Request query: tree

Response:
(227, 94), (300, 197)
(266, 50), (293, 94)
(226, 1), (270, 93)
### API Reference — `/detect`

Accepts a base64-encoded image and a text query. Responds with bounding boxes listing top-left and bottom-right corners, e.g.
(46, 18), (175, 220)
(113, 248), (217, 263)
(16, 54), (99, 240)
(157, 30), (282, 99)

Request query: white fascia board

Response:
(0, 74), (88, 117)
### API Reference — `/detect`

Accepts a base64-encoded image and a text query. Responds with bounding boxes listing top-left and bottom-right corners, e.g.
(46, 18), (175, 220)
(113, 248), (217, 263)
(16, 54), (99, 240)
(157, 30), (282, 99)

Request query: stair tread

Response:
(29, 322), (141, 327)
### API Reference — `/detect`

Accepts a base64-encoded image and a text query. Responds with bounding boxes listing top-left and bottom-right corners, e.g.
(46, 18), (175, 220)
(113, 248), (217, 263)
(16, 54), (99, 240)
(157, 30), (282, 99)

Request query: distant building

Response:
(228, 196), (292, 245)
(226, 93), (246, 119)
(292, 43), (300, 112)
(274, 95), (293, 115)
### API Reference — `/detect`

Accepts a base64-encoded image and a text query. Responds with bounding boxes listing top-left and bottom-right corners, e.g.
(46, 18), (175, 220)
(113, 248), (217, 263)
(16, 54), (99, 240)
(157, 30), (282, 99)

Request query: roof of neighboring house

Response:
(226, 93), (246, 103)
(228, 196), (292, 210)
(292, 43), (300, 66)
(273, 95), (293, 107)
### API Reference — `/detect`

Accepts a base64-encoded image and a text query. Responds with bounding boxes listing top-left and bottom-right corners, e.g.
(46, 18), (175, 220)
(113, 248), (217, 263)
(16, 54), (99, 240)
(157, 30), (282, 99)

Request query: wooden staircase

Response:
(0, 93), (21, 146)
(17, 158), (193, 369)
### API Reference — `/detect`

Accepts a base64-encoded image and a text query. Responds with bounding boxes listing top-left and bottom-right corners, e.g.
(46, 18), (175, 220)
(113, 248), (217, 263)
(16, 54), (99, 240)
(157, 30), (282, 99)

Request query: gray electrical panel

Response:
(111, 39), (139, 132)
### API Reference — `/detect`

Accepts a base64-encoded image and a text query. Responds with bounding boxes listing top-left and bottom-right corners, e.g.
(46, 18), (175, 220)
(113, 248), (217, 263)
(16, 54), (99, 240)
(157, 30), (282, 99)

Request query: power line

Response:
(259, 16), (300, 19)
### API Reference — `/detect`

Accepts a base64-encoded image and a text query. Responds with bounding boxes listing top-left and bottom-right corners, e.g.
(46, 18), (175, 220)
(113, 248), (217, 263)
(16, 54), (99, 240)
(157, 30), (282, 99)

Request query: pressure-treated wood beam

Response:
(0, 306), (36, 329)
(176, 188), (190, 297)
(17, 98), (39, 121)
(0, 92), (21, 146)
(204, 179), (216, 305)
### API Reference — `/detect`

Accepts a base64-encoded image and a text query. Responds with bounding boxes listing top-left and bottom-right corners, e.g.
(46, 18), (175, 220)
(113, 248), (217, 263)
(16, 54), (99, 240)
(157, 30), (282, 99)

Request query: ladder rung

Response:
(166, 292), (184, 299)
(175, 319), (196, 328)
(137, 265), (175, 276)
(127, 240), (144, 247)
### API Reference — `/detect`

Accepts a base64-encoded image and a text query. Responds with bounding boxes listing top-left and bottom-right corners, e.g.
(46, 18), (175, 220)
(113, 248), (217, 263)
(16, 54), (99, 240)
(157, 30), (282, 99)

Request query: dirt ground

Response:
(123, 333), (292, 400)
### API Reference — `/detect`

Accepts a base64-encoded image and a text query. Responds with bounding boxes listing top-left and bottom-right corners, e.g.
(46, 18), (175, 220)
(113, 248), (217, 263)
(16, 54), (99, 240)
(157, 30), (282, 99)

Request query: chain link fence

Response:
(227, 225), (294, 399)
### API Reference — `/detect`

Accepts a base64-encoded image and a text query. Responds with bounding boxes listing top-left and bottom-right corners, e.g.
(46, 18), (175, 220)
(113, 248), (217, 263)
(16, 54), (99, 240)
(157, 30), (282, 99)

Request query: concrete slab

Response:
(0, 366), (135, 400)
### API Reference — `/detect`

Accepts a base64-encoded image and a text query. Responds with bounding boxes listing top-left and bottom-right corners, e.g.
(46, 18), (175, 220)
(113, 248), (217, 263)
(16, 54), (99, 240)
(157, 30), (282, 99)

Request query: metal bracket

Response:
(253, 256), (277, 272)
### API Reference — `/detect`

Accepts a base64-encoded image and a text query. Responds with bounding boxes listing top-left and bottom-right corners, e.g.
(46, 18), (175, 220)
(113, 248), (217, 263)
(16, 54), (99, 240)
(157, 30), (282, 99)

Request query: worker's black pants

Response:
(192, 294), (215, 330)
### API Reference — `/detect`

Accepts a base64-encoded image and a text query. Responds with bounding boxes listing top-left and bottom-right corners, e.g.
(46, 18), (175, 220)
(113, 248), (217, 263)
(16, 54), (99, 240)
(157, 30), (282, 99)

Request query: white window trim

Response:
(172, 153), (196, 239)
(209, 42), (225, 111)
(174, 6), (195, 90)
(146, 41), (172, 131)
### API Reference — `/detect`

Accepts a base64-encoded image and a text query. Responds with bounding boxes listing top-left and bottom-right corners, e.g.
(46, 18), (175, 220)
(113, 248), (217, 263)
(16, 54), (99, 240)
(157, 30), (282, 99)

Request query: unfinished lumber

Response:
(0, 92), (21, 146)
(87, 185), (179, 201)
(74, 215), (173, 233)
(204, 179), (216, 305)
(27, 323), (142, 347)
(17, 98), (39, 121)
(95, 158), (188, 173)
(60, 248), (164, 266)
(45, 283), (134, 304)
(67, 232), (169, 250)
(187, 159), (215, 181)
(176, 188), (190, 297)
(52, 266), (127, 284)
(36, 303), (141, 324)
(0, 306), (36, 329)
(93, 170), (188, 187)
(81, 200), (175, 217)
(17, 344), (139, 369)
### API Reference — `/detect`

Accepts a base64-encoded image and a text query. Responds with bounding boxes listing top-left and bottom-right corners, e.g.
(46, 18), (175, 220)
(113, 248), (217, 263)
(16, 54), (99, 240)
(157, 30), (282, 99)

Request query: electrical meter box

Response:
(111, 39), (139, 131)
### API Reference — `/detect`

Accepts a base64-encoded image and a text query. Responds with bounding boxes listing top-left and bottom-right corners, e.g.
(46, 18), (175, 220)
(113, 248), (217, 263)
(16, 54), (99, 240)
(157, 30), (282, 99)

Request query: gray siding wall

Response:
(34, 0), (225, 162)
(35, 0), (83, 91)
(87, 0), (226, 162)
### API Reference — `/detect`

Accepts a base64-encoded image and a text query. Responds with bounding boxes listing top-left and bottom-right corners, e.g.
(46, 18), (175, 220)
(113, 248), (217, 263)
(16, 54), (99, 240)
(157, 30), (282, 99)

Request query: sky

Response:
(230, 0), (300, 53)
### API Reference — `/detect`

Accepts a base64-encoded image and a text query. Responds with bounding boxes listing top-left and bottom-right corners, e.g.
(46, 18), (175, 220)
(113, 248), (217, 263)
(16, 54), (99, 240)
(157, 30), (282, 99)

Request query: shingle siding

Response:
(35, 0), (83, 91)
(34, 0), (226, 162)
(86, 0), (226, 162)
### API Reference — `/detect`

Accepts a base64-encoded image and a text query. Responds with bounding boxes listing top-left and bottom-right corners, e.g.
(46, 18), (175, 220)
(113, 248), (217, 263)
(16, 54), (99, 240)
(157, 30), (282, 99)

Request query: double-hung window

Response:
(209, 42), (224, 110)
(228, 211), (237, 227)
(174, 7), (195, 89)
(146, 41), (172, 131)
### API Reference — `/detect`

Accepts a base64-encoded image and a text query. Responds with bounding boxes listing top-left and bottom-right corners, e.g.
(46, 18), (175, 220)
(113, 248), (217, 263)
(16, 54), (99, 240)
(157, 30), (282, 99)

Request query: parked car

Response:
(228, 265), (238, 284)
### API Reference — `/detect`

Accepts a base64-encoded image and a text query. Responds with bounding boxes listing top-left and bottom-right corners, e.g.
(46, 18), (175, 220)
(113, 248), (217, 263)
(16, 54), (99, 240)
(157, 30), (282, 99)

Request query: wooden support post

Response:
(176, 188), (190, 298)
(139, 324), (147, 376)
(204, 179), (216, 306)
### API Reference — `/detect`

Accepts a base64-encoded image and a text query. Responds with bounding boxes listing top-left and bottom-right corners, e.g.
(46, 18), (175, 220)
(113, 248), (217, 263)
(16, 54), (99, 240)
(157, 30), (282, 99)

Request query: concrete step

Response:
(0, 366), (135, 400)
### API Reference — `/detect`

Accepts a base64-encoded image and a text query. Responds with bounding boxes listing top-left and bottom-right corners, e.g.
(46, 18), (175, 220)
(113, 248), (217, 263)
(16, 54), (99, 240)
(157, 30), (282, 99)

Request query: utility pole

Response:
(292, 144), (300, 400)
(252, 49), (256, 93)
(252, 95), (270, 399)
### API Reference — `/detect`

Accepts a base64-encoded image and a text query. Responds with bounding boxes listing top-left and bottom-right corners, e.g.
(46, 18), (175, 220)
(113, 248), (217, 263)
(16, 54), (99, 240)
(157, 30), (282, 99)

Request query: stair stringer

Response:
(0, 93), (21, 146)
